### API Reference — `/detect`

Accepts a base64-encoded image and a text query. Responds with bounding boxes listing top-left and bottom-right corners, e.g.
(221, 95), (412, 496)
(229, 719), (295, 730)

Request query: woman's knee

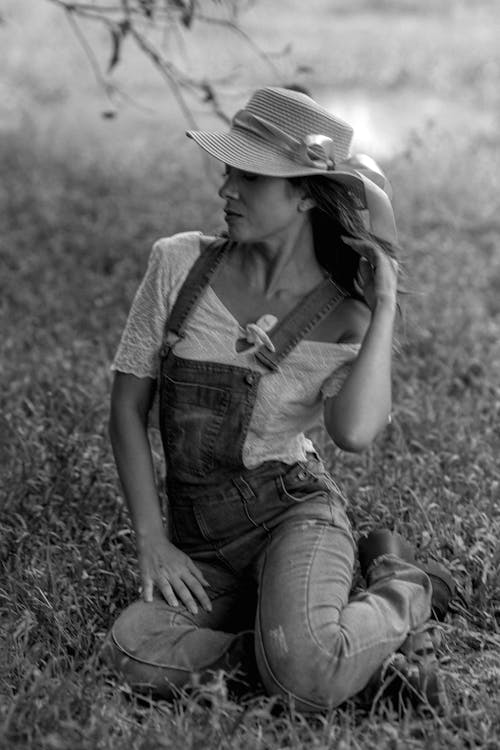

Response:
(100, 599), (191, 695)
(101, 597), (249, 696)
(255, 624), (353, 710)
(109, 598), (181, 654)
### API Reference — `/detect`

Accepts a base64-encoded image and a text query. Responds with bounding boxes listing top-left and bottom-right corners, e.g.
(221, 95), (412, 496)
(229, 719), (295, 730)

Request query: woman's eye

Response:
(221, 168), (258, 182)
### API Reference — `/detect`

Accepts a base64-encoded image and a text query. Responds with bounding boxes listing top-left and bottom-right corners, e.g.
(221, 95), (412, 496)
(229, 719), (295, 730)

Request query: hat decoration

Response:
(232, 110), (337, 171)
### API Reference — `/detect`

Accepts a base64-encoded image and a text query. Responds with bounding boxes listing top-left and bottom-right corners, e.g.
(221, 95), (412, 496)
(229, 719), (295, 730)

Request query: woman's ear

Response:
(298, 196), (316, 212)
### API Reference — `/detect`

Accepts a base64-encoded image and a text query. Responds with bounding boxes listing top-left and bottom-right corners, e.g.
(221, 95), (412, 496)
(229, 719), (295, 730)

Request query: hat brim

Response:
(187, 129), (327, 177)
(187, 129), (397, 245)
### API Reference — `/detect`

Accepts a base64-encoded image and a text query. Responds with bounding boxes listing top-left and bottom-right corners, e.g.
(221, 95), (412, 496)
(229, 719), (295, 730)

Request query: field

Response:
(2, 0), (500, 747)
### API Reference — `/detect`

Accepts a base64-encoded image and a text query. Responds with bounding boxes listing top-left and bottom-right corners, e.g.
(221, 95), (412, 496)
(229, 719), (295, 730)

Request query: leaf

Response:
(296, 64), (314, 74)
(171, 0), (196, 28)
(201, 82), (214, 102)
(138, 0), (155, 18)
(181, 0), (196, 28)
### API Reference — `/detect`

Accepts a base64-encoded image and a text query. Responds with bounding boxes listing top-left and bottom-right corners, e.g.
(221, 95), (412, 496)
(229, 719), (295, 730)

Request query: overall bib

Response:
(105, 240), (432, 711)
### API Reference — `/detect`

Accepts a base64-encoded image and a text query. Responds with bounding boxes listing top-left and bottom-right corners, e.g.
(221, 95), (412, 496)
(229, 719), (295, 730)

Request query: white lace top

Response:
(112, 232), (360, 468)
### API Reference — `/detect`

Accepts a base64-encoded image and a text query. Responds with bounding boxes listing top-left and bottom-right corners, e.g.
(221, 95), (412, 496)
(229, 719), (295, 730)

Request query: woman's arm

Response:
(109, 372), (212, 613)
(324, 239), (398, 452)
(109, 373), (163, 539)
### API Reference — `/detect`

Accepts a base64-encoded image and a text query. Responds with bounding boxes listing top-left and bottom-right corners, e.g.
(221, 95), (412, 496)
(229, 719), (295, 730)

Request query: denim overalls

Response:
(159, 239), (349, 554)
(105, 240), (432, 711)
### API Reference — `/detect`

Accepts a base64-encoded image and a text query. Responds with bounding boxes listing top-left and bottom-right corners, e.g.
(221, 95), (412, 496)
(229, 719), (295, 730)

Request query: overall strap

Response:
(161, 237), (230, 352)
(255, 277), (347, 372)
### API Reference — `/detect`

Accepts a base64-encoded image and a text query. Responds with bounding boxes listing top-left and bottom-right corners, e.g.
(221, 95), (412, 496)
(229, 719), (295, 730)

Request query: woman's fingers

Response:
(163, 572), (212, 615)
(341, 235), (377, 263)
(169, 577), (197, 614)
(174, 578), (211, 615)
(157, 576), (179, 608)
(357, 257), (372, 281)
(342, 235), (398, 275)
(139, 541), (212, 612)
(348, 239), (398, 310)
(353, 278), (363, 297)
(142, 578), (154, 603)
(153, 566), (212, 614)
(188, 561), (211, 588)
(183, 571), (213, 612)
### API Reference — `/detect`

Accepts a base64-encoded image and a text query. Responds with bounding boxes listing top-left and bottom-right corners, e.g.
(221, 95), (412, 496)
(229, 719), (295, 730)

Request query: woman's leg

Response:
(101, 559), (257, 697)
(255, 495), (432, 712)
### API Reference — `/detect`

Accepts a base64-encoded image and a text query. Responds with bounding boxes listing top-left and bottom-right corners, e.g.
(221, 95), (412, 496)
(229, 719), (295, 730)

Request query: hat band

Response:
(230, 110), (393, 211)
(232, 110), (337, 170)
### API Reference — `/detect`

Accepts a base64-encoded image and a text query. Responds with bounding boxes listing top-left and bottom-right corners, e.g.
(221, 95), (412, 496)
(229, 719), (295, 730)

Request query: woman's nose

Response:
(219, 173), (239, 200)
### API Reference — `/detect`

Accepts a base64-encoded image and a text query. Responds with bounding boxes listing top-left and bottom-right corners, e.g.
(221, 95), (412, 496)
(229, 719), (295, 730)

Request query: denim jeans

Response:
(103, 457), (431, 711)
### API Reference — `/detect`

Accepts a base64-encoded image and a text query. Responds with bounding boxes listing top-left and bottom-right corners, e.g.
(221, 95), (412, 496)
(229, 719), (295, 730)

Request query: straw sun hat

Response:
(187, 86), (397, 244)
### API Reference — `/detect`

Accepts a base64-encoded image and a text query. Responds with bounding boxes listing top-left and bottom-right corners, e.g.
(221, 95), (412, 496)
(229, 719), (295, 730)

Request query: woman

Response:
(103, 87), (453, 712)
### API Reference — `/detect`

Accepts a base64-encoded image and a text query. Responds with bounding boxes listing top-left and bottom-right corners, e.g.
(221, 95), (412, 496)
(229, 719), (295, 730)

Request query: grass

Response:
(2, 0), (500, 747)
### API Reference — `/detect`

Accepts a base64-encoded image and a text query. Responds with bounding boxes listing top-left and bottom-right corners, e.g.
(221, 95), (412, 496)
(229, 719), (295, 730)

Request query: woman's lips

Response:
(224, 210), (241, 223)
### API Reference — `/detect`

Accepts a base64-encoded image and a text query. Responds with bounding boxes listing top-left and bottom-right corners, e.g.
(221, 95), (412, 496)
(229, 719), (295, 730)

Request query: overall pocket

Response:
(276, 459), (351, 532)
(161, 375), (230, 477)
(278, 459), (344, 503)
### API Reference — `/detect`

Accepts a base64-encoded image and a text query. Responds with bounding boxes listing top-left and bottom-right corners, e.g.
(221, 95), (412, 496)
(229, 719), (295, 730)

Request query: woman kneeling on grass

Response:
(103, 87), (455, 712)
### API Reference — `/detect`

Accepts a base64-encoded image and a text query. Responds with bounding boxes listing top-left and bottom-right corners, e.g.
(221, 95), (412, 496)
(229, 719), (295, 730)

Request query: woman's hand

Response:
(138, 535), (212, 615)
(342, 236), (398, 312)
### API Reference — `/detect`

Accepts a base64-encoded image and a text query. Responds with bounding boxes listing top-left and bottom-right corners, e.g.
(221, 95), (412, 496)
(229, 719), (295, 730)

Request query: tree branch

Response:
(45, 0), (277, 124)
(63, 6), (117, 108)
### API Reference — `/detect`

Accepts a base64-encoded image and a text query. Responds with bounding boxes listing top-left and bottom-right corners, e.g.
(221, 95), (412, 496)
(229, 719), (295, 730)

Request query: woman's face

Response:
(218, 166), (306, 244)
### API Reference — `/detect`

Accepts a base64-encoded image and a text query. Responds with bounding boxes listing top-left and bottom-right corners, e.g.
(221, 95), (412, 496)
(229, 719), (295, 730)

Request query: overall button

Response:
(244, 373), (256, 385)
(297, 470), (308, 480)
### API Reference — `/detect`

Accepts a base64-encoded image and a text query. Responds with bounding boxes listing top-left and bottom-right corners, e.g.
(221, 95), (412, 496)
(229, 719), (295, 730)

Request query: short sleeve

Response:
(111, 241), (171, 378)
(320, 345), (359, 399)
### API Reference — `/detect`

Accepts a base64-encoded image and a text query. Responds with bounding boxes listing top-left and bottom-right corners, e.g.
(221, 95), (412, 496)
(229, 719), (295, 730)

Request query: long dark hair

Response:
(290, 176), (399, 301)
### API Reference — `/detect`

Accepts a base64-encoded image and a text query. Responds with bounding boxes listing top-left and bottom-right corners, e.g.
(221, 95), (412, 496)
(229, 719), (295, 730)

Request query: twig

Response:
(127, 25), (198, 127)
(63, 7), (117, 107)
(195, 12), (281, 75)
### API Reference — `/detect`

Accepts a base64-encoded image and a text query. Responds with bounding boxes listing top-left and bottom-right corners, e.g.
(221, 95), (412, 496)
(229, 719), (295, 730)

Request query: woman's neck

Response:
(232, 222), (324, 299)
